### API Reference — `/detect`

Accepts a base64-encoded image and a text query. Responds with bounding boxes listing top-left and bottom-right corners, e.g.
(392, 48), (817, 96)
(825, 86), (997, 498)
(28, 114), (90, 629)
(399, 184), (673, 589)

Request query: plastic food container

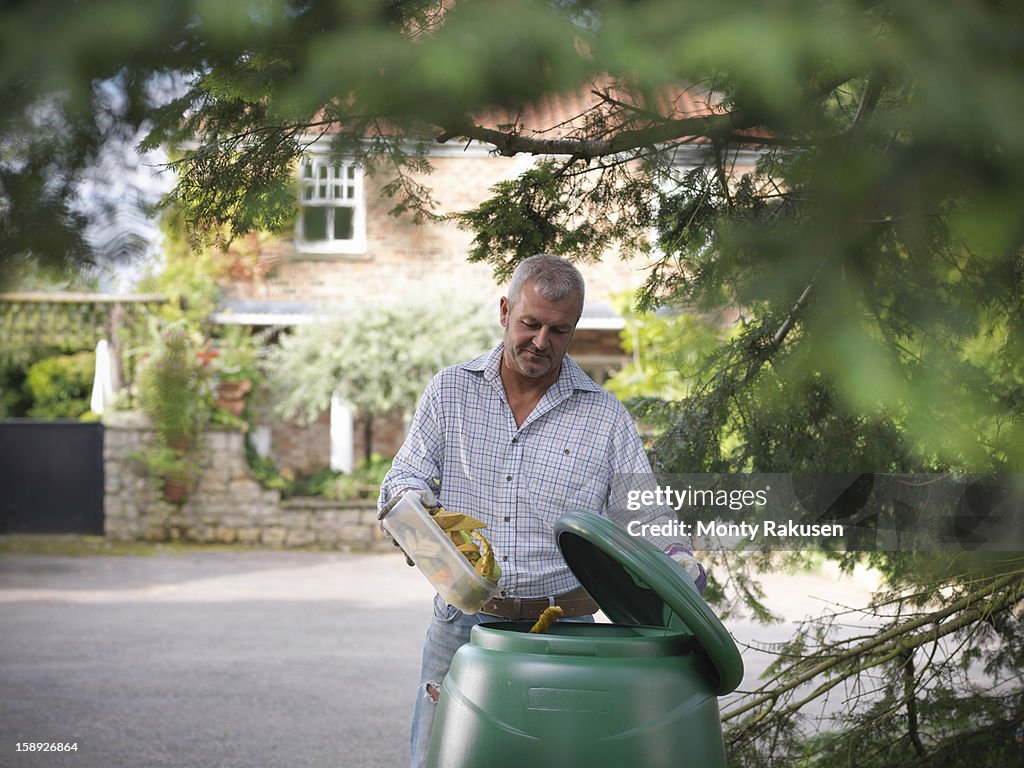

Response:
(381, 491), (502, 614)
(425, 509), (744, 768)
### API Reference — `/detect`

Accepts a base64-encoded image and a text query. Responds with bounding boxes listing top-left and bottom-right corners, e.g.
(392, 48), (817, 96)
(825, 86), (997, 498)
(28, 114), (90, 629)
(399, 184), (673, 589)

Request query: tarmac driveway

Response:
(0, 549), (436, 768)
(0, 547), (877, 768)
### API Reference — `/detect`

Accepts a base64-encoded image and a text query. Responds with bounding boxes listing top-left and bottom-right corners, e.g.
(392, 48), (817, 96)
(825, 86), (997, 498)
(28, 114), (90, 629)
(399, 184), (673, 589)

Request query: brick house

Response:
(213, 84), (757, 477)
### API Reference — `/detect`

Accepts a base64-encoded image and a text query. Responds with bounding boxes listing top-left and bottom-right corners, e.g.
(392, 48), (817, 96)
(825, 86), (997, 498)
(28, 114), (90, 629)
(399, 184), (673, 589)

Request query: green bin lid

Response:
(555, 509), (744, 695)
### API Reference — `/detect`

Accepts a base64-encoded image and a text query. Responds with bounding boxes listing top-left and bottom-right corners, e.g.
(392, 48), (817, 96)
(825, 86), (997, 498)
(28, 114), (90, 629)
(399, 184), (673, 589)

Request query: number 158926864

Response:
(16, 743), (79, 752)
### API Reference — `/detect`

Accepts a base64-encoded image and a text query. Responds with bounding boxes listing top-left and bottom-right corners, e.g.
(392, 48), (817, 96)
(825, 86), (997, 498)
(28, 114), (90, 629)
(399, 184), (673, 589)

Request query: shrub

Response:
(0, 357), (32, 417)
(138, 325), (211, 449)
(25, 351), (95, 419)
(137, 324), (213, 502)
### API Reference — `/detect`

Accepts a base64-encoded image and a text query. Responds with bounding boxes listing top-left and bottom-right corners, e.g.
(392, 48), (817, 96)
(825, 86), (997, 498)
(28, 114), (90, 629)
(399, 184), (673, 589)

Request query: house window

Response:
(296, 155), (366, 254)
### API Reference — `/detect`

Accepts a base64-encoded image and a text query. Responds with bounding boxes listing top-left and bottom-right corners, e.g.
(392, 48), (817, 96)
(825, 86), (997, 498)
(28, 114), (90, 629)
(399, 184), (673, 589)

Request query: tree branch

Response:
(435, 110), (758, 158)
(723, 571), (1024, 724)
(902, 648), (927, 758)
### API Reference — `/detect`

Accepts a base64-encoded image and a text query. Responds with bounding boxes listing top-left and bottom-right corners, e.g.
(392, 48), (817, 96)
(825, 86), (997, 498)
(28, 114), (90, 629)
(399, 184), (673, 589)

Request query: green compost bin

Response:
(424, 509), (744, 768)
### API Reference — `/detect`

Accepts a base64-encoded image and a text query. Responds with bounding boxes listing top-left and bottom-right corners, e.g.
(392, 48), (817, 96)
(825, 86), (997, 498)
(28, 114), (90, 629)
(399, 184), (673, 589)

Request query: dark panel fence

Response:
(0, 420), (104, 534)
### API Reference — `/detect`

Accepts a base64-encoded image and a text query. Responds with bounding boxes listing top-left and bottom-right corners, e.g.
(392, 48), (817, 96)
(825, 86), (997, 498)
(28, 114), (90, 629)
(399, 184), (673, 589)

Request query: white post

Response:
(330, 393), (354, 473)
(89, 339), (115, 415)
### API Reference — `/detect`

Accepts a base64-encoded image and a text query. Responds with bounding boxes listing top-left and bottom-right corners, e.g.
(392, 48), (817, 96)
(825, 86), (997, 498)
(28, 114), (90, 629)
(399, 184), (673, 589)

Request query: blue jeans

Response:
(409, 594), (594, 768)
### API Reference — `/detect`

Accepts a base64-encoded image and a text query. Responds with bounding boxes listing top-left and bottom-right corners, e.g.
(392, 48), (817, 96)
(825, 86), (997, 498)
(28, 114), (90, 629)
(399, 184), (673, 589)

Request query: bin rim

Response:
(555, 509), (744, 695)
(470, 621), (700, 657)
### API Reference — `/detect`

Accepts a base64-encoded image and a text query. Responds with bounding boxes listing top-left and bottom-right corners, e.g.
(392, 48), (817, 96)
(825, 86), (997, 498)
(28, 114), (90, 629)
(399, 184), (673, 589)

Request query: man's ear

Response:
(499, 296), (509, 328)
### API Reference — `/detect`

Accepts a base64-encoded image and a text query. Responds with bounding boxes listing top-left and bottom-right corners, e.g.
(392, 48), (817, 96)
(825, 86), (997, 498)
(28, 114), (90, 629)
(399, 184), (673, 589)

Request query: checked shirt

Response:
(379, 344), (691, 599)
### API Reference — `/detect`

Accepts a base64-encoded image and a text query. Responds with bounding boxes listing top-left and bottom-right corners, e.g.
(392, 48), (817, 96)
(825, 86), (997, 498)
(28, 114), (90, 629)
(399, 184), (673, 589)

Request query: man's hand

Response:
(378, 489), (441, 566)
(378, 488), (440, 519)
(666, 545), (707, 594)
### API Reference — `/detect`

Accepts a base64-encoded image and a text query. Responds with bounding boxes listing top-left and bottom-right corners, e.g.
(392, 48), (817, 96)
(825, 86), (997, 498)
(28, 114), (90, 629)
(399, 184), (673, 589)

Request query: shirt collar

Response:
(465, 344), (603, 394)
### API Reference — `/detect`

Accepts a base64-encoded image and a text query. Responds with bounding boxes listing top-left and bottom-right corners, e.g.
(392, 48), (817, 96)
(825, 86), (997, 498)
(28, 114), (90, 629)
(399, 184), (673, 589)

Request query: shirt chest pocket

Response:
(522, 442), (608, 519)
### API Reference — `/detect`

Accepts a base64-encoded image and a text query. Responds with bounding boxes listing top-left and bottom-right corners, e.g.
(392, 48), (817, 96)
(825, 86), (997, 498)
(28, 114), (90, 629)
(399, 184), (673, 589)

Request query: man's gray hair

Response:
(507, 254), (586, 318)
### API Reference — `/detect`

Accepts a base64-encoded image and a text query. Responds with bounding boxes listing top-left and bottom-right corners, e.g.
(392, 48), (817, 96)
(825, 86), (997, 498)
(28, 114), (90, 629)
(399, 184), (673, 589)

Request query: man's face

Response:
(500, 281), (580, 380)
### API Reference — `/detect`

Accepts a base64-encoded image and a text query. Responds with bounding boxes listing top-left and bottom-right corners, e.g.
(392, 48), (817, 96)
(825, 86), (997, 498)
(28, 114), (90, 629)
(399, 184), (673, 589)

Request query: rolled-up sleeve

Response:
(378, 374), (444, 513)
(605, 405), (693, 555)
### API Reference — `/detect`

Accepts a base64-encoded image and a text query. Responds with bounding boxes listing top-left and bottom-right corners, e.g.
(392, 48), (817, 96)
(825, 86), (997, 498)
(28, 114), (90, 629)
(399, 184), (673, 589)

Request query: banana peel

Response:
(530, 606), (564, 634)
(430, 507), (501, 584)
(432, 511), (488, 532)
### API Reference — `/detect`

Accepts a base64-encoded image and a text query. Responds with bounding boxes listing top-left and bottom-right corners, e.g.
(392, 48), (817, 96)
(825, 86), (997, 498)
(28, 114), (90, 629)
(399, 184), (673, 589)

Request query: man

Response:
(378, 254), (705, 768)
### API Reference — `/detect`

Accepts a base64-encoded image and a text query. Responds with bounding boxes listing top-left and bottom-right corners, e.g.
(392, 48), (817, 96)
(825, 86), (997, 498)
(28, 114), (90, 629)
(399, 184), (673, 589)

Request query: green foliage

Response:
(138, 324), (212, 448)
(265, 287), (496, 425)
(605, 298), (730, 410)
(457, 161), (655, 282)
(1, 254), (104, 294)
(244, 436), (392, 501)
(211, 324), (262, 383)
(244, 437), (293, 494)
(293, 455), (393, 500)
(136, 213), (224, 331)
(722, 558), (1024, 768)
(278, 460), (392, 501)
(327, 454), (393, 501)
(137, 322), (213, 499)
(24, 351), (95, 420)
(136, 443), (193, 482)
(0, 355), (34, 417)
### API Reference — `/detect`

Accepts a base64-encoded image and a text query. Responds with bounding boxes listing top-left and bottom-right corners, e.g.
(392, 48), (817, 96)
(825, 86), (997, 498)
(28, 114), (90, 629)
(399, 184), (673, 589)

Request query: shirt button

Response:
(502, 555), (508, 561)
(504, 517), (510, 522)
(506, 475), (512, 481)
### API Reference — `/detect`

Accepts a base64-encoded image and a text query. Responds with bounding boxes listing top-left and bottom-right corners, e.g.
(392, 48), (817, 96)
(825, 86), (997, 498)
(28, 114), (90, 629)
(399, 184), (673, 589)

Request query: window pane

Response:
(333, 207), (354, 240)
(303, 207), (328, 241)
(297, 154), (364, 251)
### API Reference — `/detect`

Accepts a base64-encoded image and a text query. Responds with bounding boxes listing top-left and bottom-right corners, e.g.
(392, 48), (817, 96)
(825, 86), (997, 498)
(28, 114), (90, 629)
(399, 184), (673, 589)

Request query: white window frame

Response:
(295, 153), (367, 255)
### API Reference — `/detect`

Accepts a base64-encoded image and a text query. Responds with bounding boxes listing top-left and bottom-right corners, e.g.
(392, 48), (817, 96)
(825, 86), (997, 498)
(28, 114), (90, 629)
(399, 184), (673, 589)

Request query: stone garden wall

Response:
(102, 412), (388, 551)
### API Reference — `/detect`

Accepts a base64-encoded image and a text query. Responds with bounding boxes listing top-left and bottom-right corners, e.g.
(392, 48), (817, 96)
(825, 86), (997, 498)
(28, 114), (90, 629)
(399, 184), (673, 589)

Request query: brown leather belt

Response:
(480, 587), (598, 621)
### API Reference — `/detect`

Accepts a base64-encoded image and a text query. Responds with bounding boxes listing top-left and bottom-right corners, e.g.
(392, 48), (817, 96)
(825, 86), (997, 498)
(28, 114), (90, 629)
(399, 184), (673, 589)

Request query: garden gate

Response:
(0, 420), (105, 534)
